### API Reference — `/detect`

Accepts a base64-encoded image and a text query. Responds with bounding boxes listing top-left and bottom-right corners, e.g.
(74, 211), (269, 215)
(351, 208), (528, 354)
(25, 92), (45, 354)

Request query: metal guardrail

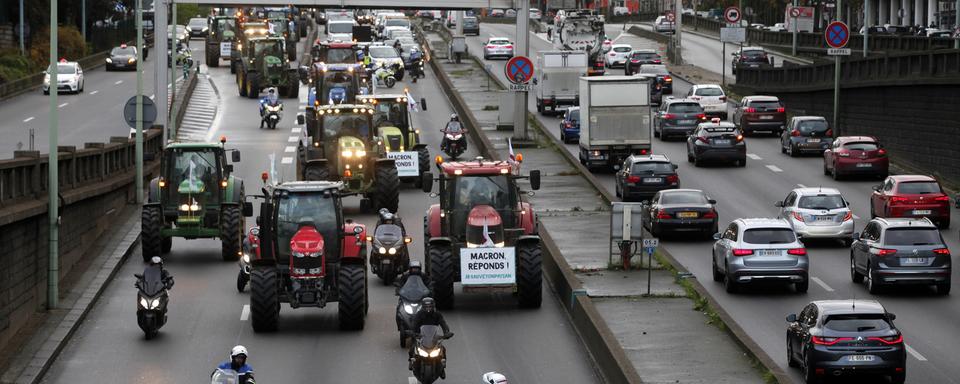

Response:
(735, 49), (960, 91)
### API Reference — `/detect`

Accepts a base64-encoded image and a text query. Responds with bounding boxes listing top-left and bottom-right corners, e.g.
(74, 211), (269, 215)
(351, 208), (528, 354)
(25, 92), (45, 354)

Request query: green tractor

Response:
(266, 17), (300, 62)
(358, 93), (431, 187)
(296, 104), (400, 213)
(232, 21), (270, 75)
(236, 36), (299, 99)
(205, 16), (239, 70)
(142, 139), (253, 262)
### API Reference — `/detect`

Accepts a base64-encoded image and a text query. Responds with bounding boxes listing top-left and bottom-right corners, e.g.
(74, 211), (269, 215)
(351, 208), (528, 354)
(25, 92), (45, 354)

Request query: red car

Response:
(871, 175), (951, 228)
(822, 136), (889, 180)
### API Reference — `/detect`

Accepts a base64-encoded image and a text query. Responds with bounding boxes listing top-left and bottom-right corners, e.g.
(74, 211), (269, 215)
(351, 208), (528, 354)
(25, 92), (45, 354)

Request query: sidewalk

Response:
(427, 32), (767, 384)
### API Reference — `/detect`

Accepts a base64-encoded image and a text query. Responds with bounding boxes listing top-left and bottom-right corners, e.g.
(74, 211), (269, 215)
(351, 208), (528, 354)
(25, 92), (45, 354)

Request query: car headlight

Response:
(128, 57), (136, 64)
(378, 246), (387, 254)
(202, 27), (209, 32)
(388, 247), (397, 255)
(44, 75), (50, 84)
(106, 58), (113, 63)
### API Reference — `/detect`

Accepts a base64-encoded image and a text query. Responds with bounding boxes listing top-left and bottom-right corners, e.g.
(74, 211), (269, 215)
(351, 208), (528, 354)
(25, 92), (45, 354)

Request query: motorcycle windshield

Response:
(399, 276), (431, 302)
(374, 224), (403, 245)
(163, 148), (221, 211)
(139, 266), (166, 296)
(211, 369), (240, 384)
(419, 325), (443, 349)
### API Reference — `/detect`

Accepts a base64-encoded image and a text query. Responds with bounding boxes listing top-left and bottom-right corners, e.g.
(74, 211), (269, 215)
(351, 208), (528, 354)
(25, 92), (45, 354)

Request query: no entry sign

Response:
(504, 56), (534, 85)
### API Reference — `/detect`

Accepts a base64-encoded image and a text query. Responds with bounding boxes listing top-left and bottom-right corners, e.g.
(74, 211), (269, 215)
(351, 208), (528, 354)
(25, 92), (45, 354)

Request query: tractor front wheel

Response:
(338, 264), (367, 330)
(285, 73), (299, 99)
(238, 72), (248, 97)
(373, 165), (400, 212)
(162, 237), (172, 254)
(206, 49), (219, 68)
(141, 206), (163, 262)
(416, 147), (430, 188)
(517, 242), (543, 308)
(250, 266), (280, 332)
(304, 165), (330, 181)
(220, 205), (242, 261)
(428, 245), (456, 310)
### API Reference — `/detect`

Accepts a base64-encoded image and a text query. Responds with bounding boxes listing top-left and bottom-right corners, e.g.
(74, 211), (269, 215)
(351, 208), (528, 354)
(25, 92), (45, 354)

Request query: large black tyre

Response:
(384, 76), (396, 88)
(230, 59), (237, 74)
(428, 245), (456, 310)
(238, 72), (248, 97)
(416, 147), (430, 188)
(285, 73), (299, 99)
(206, 49), (219, 68)
(338, 264), (367, 330)
(141, 206), (163, 262)
(247, 73), (261, 99)
(517, 242), (543, 308)
(250, 266), (279, 332)
(287, 45), (297, 62)
(304, 165), (330, 181)
(373, 165), (400, 212)
(220, 205), (242, 261)
(161, 237), (172, 254)
(237, 270), (249, 293)
(299, 22), (308, 38)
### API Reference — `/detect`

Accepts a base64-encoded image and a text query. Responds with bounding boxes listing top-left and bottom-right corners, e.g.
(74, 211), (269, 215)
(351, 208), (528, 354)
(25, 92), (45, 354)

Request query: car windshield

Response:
(631, 52), (658, 59)
(741, 50), (765, 58)
(797, 195), (846, 210)
(328, 22), (353, 33)
(640, 66), (669, 75)
(254, 40), (282, 57)
(884, 228), (943, 245)
(372, 101), (409, 130)
(463, 18), (478, 26)
(613, 46), (632, 53)
(631, 162), (673, 174)
(743, 228), (796, 244)
(568, 109), (580, 122)
(276, 192), (338, 259)
(695, 87), (724, 96)
(823, 314), (892, 332)
(843, 142), (879, 151)
(660, 191), (709, 205)
(111, 47), (135, 55)
(797, 120), (829, 134)
(52, 64), (76, 74)
(897, 181), (941, 194)
(325, 48), (356, 63)
(489, 39), (510, 45)
(189, 18), (207, 27)
(268, 19), (288, 32)
(668, 103), (702, 113)
(385, 19), (410, 28)
(322, 113), (370, 139)
(217, 19), (237, 32)
(449, 175), (514, 237)
(369, 47), (399, 58)
(748, 100), (781, 109)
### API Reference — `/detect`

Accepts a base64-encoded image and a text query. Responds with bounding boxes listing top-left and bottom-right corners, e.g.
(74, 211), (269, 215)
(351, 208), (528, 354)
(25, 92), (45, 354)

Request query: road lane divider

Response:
(765, 164), (783, 172)
(281, 157), (293, 165)
(905, 344), (928, 361)
(89, 90), (98, 95)
(240, 304), (250, 321)
(23, 117), (34, 123)
(114, 80), (123, 85)
(287, 136), (298, 143)
(284, 146), (295, 153)
(57, 102), (68, 108)
(746, 153), (762, 160)
(810, 277), (834, 292)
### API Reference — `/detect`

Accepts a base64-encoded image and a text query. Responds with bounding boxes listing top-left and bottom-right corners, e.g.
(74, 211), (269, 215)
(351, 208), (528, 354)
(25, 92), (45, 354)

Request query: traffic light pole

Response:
(48, 0), (60, 310)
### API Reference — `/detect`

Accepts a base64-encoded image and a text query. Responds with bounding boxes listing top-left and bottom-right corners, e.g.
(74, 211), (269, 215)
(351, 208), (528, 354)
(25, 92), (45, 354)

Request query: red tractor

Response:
(420, 157), (543, 309)
(249, 179), (369, 331)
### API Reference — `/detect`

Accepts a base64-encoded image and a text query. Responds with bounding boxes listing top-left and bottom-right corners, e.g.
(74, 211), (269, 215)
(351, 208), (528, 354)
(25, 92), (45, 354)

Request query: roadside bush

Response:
(27, 25), (87, 69)
(0, 50), (34, 84)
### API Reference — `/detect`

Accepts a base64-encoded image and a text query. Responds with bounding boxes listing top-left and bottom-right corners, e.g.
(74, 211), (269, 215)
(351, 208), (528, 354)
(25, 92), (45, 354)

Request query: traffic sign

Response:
(827, 48), (851, 55)
(724, 6), (741, 24)
(642, 238), (659, 248)
(665, 11), (675, 23)
(825, 21), (849, 49)
(790, 7), (802, 18)
(720, 27), (746, 43)
(504, 55), (534, 85)
(123, 95), (157, 129)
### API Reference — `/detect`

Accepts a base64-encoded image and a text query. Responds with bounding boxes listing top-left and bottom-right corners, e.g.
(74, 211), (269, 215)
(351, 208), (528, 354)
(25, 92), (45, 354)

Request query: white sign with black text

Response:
(720, 27), (746, 43)
(387, 151), (420, 177)
(827, 48), (851, 56)
(220, 42), (232, 57)
(509, 83), (533, 92)
(460, 247), (516, 286)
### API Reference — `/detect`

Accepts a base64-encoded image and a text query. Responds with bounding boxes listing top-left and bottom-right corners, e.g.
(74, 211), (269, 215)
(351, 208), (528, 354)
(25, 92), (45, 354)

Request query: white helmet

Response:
(482, 372), (508, 384)
(231, 345), (248, 358)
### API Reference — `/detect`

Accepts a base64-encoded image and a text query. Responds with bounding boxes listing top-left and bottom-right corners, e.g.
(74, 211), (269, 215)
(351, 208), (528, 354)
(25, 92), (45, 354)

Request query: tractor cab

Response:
(210, 16), (238, 39)
(312, 41), (361, 64)
(358, 93), (431, 185)
(270, 182), (346, 272)
(313, 63), (364, 104)
(434, 161), (531, 243)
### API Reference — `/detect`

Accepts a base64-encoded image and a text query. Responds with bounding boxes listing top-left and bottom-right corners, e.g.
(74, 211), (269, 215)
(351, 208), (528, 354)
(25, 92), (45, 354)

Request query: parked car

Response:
(482, 37), (514, 60)
(870, 175), (950, 228)
(687, 119), (746, 167)
(654, 16), (675, 33)
(686, 84), (727, 119)
(823, 136), (889, 180)
(852, 217), (951, 294)
(604, 44), (633, 68)
(505, 9), (517, 18)
(637, 64), (672, 93)
(786, 300), (906, 384)
(615, 154), (680, 202)
(624, 49), (662, 75)
(767, 23), (787, 32)
(654, 98), (706, 140)
(780, 116), (833, 156)
(614, 7), (630, 16)
(734, 95), (786, 135)
(732, 46), (771, 72)
(641, 189), (718, 238)
(776, 187), (854, 246)
(559, 107), (580, 144)
(712, 218), (809, 293)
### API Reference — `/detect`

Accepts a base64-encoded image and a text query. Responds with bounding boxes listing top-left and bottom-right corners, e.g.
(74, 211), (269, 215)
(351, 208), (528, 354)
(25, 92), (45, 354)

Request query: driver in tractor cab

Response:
(441, 113), (466, 153)
(408, 297), (453, 372)
(327, 72), (352, 104)
(214, 345), (256, 384)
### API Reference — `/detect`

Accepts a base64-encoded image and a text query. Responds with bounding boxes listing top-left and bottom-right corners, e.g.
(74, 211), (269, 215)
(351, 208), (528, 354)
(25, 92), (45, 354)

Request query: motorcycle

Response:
(409, 58), (426, 83)
(373, 63), (398, 89)
(261, 100), (283, 130)
(211, 368), (250, 384)
(237, 227), (260, 292)
(369, 222), (411, 285)
(395, 274), (432, 348)
(441, 125), (467, 160)
(135, 267), (171, 339)
(411, 325), (452, 384)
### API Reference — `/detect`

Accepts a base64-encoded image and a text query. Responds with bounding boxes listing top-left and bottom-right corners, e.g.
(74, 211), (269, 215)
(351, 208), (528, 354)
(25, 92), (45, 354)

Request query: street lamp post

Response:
(48, 0), (60, 310)
(136, 0), (144, 204)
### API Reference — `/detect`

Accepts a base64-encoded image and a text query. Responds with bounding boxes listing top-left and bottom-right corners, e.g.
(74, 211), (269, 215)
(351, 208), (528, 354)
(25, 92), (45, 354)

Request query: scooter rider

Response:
(215, 345), (256, 384)
(441, 114), (466, 152)
(259, 88), (281, 128)
(144, 256), (175, 290)
(395, 260), (428, 295)
(408, 297), (453, 369)
(408, 48), (423, 80)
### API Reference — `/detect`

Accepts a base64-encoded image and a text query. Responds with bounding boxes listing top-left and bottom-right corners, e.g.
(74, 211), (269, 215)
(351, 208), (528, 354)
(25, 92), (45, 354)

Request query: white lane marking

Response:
(58, 102), (68, 108)
(810, 277), (834, 292)
(291, 127), (301, 133)
(240, 304), (250, 321)
(114, 80), (123, 85)
(281, 157), (293, 165)
(765, 165), (783, 173)
(746, 153), (762, 160)
(287, 136), (299, 143)
(284, 146), (295, 153)
(797, 184), (807, 188)
(89, 90), (99, 95)
(23, 117), (34, 123)
(853, 214), (861, 220)
(905, 344), (927, 361)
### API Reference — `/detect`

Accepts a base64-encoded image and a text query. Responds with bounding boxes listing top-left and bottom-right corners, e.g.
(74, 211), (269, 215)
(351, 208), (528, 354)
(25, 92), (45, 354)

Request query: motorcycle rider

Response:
(408, 48), (423, 81)
(409, 297), (453, 374)
(259, 88), (281, 128)
(214, 345), (255, 384)
(142, 256), (175, 290)
(395, 260), (427, 295)
(441, 114), (466, 154)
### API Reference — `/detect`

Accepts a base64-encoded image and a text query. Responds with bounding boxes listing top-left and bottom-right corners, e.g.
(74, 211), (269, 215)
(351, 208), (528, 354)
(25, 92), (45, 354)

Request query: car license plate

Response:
(678, 212), (698, 218)
(713, 139), (731, 145)
(848, 355), (875, 362)
(643, 177), (663, 183)
(815, 216), (833, 221)
(902, 257), (927, 265)
(759, 115), (774, 120)
(759, 250), (781, 256)
(856, 163), (872, 167)
(678, 119), (695, 124)
(807, 138), (821, 143)
(913, 210), (932, 215)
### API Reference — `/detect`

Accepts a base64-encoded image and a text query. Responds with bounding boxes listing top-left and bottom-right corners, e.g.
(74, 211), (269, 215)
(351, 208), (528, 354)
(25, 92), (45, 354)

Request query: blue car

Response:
(559, 107), (580, 144)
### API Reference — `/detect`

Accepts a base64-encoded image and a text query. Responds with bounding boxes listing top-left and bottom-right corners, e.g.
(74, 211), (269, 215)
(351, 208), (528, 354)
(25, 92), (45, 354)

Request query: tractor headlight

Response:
(179, 203), (201, 212)
(341, 149), (353, 158)
(378, 246), (387, 254)
(388, 247), (397, 255)
(355, 150), (366, 157)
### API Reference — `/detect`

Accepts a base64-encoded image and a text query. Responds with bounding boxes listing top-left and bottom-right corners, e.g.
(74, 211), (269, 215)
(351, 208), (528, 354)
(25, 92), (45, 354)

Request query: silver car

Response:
(712, 218), (809, 293)
(483, 37), (514, 60)
(775, 187), (854, 245)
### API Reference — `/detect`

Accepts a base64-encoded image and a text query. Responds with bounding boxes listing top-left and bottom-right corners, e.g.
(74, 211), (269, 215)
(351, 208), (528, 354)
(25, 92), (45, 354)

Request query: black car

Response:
(106, 44), (138, 71)
(637, 64), (672, 94)
(781, 116), (833, 157)
(732, 47), (771, 72)
(615, 154), (679, 202)
(624, 49), (661, 75)
(686, 120), (746, 167)
(655, 98), (705, 140)
(851, 217), (951, 295)
(641, 189), (718, 238)
(787, 300), (905, 384)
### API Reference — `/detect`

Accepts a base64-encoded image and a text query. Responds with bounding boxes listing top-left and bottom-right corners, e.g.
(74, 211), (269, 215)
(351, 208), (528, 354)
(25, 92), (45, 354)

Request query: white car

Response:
(682, 8), (695, 16)
(43, 60), (84, 95)
(776, 187), (855, 244)
(601, 38), (613, 52)
(529, 9), (542, 20)
(367, 45), (404, 69)
(505, 9), (517, 17)
(686, 84), (728, 119)
(767, 23), (787, 32)
(604, 44), (633, 68)
(654, 16), (675, 33)
(326, 20), (355, 41)
(483, 37), (514, 60)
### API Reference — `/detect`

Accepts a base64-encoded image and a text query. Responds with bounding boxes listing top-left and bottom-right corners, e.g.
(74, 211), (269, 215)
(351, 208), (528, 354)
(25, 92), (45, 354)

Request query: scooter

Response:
(411, 325), (453, 384)
(135, 267), (171, 339)
(237, 227), (260, 292)
(441, 127), (467, 160)
(409, 59), (425, 83)
(261, 100), (283, 130)
(211, 368), (239, 384)
(369, 220), (411, 285)
(395, 274), (431, 348)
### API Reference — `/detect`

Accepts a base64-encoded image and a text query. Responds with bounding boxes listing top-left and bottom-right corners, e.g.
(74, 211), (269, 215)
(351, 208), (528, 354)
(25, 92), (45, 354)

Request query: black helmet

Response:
(422, 297), (436, 312)
(408, 260), (422, 275)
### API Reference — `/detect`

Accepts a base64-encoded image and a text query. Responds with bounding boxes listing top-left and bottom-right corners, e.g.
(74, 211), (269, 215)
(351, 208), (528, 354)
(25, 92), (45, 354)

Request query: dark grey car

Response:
(655, 99), (705, 140)
(850, 217), (951, 295)
(781, 116), (833, 157)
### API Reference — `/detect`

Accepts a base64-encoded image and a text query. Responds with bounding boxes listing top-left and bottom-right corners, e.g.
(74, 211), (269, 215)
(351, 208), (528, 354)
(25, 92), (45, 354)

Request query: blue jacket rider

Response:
(215, 345), (255, 384)
(259, 88), (280, 128)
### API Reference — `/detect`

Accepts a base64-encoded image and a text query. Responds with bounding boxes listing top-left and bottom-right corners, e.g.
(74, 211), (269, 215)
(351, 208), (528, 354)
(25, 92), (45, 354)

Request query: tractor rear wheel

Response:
(285, 72), (299, 99)
(230, 59), (237, 74)
(304, 165), (330, 181)
(141, 206), (163, 262)
(162, 237), (172, 254)
(206, 49), (218, 68)
(287, 45), (298, 62)
(517, 242), (543, 308)
(428, 245), (455, 310)
(373, 165), (400, 212)
(221, 205), (242, 261)
(250, 266), (280, 332)
(247, 73), (261, 99)
(238, 72), (248, 97)
(416, 147), (430, 188)
(338, 264), (367, 330)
